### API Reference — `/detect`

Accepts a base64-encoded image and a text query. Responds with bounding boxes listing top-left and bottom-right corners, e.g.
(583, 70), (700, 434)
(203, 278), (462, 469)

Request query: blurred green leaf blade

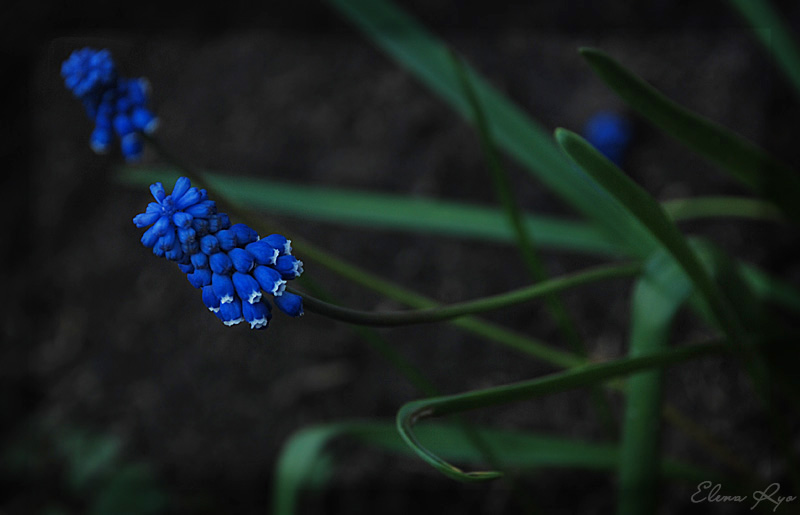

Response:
(554, 128), (745, 346)
(726, 0), (800, 96)
(579, 47), (800, 223)
(618, 249), (694, 514)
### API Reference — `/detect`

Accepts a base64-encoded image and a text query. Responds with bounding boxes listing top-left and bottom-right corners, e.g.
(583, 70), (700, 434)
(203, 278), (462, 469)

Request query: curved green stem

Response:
(292, 262), (639, 327)
(396, 340), (730, 482)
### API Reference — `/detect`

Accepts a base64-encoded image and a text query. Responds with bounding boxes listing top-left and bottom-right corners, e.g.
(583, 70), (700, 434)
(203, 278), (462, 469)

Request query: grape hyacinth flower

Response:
(133, 177), (304, 329)
(62, 47), (159, 161)
(582, 111), (632, 167)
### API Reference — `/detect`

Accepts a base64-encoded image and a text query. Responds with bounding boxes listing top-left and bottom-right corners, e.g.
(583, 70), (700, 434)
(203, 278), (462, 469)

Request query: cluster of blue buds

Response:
(134, 177), (304, 329)
(62, 48), (158, 161)
(582, 111), (632, 167)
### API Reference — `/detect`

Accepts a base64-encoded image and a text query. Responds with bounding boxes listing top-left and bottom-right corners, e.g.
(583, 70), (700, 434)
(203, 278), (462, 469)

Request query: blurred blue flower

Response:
(582, 112), (632, 166)
(134, 177), (304, 329)
(62, 47), (158, 161)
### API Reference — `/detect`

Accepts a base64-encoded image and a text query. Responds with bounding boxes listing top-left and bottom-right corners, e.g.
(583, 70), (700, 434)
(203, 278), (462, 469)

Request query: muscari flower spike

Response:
(62, 47), (159, 161)
(582, 111), (632, 167)
(134, 177), (304, 329)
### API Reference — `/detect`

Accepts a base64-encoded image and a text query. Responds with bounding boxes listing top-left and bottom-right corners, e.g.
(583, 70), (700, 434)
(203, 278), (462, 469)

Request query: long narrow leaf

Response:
(396, 341), (729, 482)
(726, 0), (800, 96)
(554, 128), (746, 347)
(119, 167), (620, 256)
(618, 249), (694, 515)
(273, 420), (720, 515)
(325, 0), (658, 256)
(580, 47), (800, 223)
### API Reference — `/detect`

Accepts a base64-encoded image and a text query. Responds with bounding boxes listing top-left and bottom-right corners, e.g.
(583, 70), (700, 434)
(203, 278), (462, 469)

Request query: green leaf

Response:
(55, 430), (122, 493)
(90, 464), (167, 515)
(618, 249), (694, 515)
(554, 128), (746, 348)
(119, 166), (620, 256)
(579, 47), (800, 223)
(726, 0), (800, 96)
(324, 0), (658, 256)
(663, 196), (783, 222)
(273, 421), (719, 515)
(396, 341), (729, 482)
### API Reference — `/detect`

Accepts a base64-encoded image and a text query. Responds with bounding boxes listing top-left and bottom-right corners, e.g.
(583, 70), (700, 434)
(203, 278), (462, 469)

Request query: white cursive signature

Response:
(690, 481), (796, 512)
(752, 483), (797, 513)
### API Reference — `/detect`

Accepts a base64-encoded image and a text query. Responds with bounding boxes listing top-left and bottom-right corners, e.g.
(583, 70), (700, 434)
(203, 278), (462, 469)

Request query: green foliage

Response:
(2, 422), (168, 515)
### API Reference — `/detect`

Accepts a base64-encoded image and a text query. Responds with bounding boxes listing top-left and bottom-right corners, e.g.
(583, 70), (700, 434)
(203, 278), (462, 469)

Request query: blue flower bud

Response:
(113, 114), (135, 136)
(185, 200), (216, 218)
(133, 211), (160, 228)
(131, 107), (159, 134)
(583, 112), (632, 167)
(200, 234), (220, 255)
(274, 292), (304, 317)
(218, 299), (244, 326)
(232, 271), (262, 305)
(177, 228), (196, 246)
(172, 212), (194, 229)
(217, 213), (231, 230)
(202, 285), (221, 313)
(230, 223), (258, 246)
(152, 215), (171, 237)
(116, 95), (131, 114)
(192, 218), (210, 237)
(171, 177), (191, 201)
(264, 234), (291, 255)
(210, 252), (233, 275)
(190, 252), (209, 270)
(228, 248), (254, 273)
(121, 133), (143, 161)
(175, 188), (202, 211)
(187, 269), (212, 288)
(141, 225), (160, 248)
(165, 246), (183, 262)
(212, 272), (235, 304)
(215, 229), (236, 251)
(253, 266), (286, 296)
(157, 229), (177, 252)
(245, 241), (278, 266)
(178, 263), (194, 274)
(150, 182), (166, 202)
(275, 255), (304, 280)
(182, 241), (200, 255)
(242, 300), (271, 329)
(89, 126), (112, 154)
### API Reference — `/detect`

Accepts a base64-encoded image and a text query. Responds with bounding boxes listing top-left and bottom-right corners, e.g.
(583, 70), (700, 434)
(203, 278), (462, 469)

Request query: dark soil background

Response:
(4, 1), (800, 514)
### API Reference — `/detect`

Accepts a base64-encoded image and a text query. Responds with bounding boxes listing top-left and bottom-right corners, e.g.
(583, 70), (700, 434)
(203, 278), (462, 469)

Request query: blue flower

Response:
(62, 48), (159, 161)
(274, 292), (304, 317)
(133, 177), (218, 265)
(134, 177), (304, 329)
(583, 112), (632, 166)
(61, 48), (116, 100)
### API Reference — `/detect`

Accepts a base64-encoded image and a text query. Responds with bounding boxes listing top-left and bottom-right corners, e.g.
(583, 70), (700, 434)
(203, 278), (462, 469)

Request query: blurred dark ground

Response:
(3, 1), (800, 513)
